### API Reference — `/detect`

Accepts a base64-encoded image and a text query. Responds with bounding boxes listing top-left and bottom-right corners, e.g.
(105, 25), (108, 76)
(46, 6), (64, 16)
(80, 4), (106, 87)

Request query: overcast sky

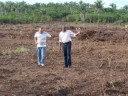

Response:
(2, 0), (128, 9)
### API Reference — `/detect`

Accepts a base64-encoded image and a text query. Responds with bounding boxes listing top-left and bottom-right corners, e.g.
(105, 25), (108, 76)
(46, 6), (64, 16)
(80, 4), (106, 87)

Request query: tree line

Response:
(0, 0), (128, 24)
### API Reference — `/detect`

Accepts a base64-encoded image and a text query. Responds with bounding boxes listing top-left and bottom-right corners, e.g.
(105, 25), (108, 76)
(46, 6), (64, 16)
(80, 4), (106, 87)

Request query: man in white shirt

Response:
(34, 27), (51, 66)
(59, 26), (81, 68)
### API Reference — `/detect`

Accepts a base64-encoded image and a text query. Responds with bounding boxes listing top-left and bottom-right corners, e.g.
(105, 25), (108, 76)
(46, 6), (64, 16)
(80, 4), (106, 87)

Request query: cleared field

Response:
(0, 23), (128, 96)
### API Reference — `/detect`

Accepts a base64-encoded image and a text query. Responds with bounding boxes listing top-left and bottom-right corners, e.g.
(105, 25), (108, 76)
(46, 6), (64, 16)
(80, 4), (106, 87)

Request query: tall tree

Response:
(110, 3), (116, 10)
(78, 1), (89, 22)
(123, 5), (128, 11)
(0, 1), (4, 15)
(94, 0), (104, 23)
(94, 0), (103, 13)
(66, 1), (77, 14)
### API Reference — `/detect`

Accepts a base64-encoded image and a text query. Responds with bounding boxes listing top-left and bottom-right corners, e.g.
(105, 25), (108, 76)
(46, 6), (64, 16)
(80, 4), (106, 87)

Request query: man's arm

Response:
(34, 37), (38, 45)
(47, 32), (52, 38)
(59, 32), (62, 51)
(75, 27), (81, 36)
(75, 31), (81, 36)
(59, 42), (62, 51)
(70, 30), (81, 37)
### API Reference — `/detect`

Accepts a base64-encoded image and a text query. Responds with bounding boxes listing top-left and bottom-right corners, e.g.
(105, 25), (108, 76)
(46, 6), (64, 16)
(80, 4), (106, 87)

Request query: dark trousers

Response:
(62, 41), (72, 67)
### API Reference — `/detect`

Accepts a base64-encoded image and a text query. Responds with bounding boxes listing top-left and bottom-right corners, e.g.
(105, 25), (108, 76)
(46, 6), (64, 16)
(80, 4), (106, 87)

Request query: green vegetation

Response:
(0, 47), (30, 55)
(0, 0), (128, 24)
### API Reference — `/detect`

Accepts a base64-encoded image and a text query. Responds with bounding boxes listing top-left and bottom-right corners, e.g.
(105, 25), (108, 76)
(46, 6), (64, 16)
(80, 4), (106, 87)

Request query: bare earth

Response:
(0, 23), (128, 96)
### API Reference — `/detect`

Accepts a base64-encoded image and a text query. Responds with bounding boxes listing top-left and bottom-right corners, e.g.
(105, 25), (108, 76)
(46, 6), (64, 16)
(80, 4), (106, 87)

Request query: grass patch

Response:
(13, 47), (30, 53)
(0, 47), (30, 56)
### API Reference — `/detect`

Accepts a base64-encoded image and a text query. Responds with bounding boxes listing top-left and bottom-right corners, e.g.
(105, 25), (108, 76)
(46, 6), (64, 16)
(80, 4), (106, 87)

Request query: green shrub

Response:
(66, 14), (80, 22)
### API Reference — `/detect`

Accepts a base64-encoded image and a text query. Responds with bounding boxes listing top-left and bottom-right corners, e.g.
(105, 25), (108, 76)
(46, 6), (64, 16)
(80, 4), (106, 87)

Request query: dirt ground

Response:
(0, 23), (128, 96)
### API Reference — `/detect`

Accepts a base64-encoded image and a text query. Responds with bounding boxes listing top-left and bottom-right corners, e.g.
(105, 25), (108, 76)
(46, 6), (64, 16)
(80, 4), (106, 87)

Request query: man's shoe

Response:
(64, 66), (68, 68)
(68, 66), (71, 68)
(41, 64), (45, 66)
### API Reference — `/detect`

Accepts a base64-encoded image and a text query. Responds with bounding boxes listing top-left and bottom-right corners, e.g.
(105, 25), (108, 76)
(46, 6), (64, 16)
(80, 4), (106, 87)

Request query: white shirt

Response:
(59, 30), (76, 43)
(34, 31), (51, 47)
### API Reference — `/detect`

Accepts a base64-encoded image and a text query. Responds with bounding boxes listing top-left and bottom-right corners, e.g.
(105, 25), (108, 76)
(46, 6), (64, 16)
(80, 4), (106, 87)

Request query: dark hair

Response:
(62, 26), (67, 32)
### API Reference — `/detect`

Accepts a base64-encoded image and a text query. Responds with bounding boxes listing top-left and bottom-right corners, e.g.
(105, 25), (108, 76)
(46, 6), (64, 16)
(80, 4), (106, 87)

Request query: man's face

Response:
(39, 28), (44, 32)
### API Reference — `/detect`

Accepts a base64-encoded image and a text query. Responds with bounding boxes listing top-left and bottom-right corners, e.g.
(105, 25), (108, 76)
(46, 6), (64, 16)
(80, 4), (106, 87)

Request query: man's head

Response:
(39, 27), (45, 33)
(62, 26), (66, 32)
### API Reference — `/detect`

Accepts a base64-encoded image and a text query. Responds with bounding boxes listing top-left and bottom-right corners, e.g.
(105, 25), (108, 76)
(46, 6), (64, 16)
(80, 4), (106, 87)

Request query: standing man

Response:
(59, 26), (81, 68)
(34, 27), (51, 66)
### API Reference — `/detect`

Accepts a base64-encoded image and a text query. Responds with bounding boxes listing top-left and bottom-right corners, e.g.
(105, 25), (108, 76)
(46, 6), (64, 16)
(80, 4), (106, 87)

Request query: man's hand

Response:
(75, 27), (81, 36)
(78, 31), (81, 34)
(35, 41), (38, 45)
(59, 42), (62, 51)
(34, 37), (38, 45)
(60, 46), (61, 51)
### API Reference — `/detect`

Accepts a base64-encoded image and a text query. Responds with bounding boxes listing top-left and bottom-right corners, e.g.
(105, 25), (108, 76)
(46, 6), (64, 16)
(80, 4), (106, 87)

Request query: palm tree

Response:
(94, 0), (104, 23)
(110, 3), (116, 10)
(78, 1), (89, 22)
(67, 1), (77, 14)
(123, 5), (128, 11)
(0, 1), (4, 15)
(94, 0), (103, 12)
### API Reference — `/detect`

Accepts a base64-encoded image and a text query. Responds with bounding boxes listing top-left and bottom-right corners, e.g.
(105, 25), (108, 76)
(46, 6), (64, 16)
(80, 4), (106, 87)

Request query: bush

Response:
(66, 14), (80, 22)
(41, 15), (52, 22)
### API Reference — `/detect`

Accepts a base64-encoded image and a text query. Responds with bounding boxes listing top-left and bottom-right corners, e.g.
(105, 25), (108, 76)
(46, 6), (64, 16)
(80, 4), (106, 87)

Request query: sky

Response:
(1, 0), (128, 9)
